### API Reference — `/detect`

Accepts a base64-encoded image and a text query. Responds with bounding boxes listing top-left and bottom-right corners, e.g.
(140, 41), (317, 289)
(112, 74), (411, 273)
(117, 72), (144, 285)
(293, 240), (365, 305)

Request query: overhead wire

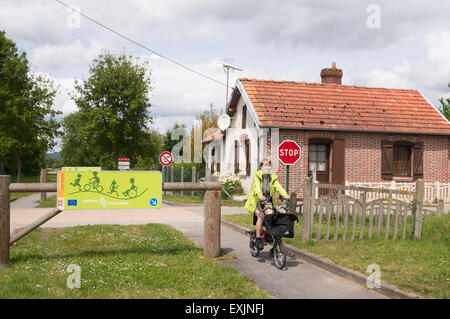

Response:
(55, 0), (233, 88)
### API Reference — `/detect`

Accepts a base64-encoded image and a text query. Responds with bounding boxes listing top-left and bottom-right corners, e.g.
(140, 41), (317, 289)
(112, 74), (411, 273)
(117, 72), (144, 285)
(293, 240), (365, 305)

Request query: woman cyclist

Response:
(244, 158), (290, 250)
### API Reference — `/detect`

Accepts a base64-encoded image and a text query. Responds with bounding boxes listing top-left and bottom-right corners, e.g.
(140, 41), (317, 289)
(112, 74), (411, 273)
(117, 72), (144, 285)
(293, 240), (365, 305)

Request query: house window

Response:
(393, 145), (411, 177)
(309, 144), (327, 171)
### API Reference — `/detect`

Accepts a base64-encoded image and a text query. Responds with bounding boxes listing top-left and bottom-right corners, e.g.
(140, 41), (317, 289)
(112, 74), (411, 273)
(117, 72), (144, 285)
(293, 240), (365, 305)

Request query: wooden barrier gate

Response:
(289, 177), (437, 243)
(0, 175), (222, 268)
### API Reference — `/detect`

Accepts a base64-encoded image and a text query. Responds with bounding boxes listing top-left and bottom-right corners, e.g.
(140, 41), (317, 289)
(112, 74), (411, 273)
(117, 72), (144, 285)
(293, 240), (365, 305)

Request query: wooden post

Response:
(359, 192), (366, 240)
(288, 192), (297, 214)
(302, 177), (312, 243)
(342, 197), (349, 240)
(204, 175), (221, 258)
(385, 192), (392, 239)
(325, 200), (332, 240)
(191, 167), (196, 197)
(334, 190), (342, 240)
(377, 201), (384, 237)
(402, 205), (408, 240)
(351, 202), (357, 241)
(40, 169), (47, 202)
(316, 197), (324, 242)
(393, 201), (400, 240)
(413, 179), (424, 239)
(310, 178), (316, 238)
(180, 166), (184, 196)
(9, 208), (62, 245)
(368, 202), (374, 239)
(0, 175), (10, 268)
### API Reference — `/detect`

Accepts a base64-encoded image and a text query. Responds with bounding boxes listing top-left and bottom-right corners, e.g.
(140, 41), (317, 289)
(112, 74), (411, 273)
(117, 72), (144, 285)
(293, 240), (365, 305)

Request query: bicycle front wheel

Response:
(273, 239), (287, 269)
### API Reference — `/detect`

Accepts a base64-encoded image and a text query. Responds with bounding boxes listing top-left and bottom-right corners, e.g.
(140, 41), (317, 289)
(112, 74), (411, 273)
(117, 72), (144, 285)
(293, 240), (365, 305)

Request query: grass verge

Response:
(222, 213), (449, 299)
(163, 194), (245, 207)
(36, 195), (57, 208)
(1, 224), (270, 299)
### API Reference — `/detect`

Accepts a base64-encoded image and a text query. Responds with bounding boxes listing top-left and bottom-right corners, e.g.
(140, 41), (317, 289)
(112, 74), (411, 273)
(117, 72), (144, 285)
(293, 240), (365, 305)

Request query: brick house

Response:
(204, 63), (450, 197)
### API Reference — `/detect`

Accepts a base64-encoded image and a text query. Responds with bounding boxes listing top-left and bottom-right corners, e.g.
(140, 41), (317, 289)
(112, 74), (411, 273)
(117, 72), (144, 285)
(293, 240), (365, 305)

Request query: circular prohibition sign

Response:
(159, 151), (173, 166)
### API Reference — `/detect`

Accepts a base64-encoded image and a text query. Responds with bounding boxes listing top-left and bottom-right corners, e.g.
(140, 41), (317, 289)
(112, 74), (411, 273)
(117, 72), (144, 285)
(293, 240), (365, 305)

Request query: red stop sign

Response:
(278, 140), (302, 165)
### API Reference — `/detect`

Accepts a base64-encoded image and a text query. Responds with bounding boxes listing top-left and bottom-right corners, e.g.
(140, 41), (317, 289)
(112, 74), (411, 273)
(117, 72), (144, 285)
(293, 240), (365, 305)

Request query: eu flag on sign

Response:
(68, 199), (78, 206)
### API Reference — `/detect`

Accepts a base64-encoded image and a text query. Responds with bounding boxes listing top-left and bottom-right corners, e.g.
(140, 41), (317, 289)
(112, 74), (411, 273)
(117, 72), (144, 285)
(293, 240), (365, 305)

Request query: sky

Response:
(1, 0), (449, 151)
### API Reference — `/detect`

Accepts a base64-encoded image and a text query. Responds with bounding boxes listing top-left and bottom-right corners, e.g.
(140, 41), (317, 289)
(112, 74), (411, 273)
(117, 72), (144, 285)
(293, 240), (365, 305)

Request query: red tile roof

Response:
(236, 78), (450, 135)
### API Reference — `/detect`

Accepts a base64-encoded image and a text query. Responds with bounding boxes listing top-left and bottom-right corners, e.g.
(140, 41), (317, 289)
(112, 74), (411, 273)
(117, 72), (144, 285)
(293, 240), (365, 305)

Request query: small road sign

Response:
(278, 140), (302, 166)
(159, 152), (173, 166)
(117, 157), (130, 170)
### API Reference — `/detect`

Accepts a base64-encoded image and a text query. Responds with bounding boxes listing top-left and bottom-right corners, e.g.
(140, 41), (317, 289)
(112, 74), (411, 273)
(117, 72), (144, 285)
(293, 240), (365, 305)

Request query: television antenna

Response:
(223, 64), (243, 112)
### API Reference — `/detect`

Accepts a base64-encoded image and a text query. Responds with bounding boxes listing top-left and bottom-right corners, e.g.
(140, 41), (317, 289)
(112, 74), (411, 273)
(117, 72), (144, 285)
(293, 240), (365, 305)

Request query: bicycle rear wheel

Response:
(273, 238), (287, 269)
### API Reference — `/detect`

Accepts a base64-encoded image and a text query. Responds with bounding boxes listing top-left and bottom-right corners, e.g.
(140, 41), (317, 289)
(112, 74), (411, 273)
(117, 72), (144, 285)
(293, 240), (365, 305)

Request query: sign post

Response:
(277, 140), (302, 207)
(160, 152), (173, 197)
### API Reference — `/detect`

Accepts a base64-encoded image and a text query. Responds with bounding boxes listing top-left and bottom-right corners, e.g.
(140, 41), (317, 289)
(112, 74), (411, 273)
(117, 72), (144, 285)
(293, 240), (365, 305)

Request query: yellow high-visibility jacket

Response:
(244, 169), (288, 213)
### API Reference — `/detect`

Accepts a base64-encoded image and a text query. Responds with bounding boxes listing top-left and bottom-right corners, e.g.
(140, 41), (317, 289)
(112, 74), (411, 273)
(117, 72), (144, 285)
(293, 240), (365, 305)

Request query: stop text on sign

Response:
(279, 149), (300, 157)
(277, 140), (302, 166)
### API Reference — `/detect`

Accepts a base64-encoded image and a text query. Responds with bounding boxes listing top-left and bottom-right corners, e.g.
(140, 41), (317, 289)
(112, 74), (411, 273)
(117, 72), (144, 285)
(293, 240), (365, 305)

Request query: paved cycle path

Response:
(9, 202), (385, 299)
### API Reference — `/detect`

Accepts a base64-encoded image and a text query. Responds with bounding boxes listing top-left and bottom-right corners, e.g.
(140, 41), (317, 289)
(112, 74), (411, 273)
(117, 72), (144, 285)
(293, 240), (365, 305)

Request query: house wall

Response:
(268, 130), (450, 198)
(207, 96), (266, 193)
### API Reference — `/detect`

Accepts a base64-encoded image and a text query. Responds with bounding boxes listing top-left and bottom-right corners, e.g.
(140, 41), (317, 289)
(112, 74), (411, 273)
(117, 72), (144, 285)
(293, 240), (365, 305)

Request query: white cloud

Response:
(30, 40), (102, 70)
(2, 0), (449, 137)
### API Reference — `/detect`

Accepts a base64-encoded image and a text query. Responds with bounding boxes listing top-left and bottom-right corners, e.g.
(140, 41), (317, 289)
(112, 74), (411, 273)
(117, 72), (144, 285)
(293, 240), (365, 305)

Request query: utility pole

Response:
(223, 64), (242, 112)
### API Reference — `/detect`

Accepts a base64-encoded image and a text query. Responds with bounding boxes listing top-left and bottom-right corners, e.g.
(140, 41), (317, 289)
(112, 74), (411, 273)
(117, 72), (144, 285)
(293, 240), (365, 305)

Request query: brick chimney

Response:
(320, 62), (343, 85)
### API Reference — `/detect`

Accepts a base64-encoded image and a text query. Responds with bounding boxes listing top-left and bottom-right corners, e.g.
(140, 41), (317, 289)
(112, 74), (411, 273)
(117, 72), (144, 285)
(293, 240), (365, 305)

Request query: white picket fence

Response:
(345, 181), (450, 202)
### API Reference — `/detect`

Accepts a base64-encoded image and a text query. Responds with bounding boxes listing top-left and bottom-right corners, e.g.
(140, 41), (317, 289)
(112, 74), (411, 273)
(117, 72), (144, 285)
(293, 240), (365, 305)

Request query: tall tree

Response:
(63, 51), (154, 168)
(438, 82), (450, 121)
(0, 31), (61, 181)
(191, 103), (220, 164)
(60, 111), (98, 166)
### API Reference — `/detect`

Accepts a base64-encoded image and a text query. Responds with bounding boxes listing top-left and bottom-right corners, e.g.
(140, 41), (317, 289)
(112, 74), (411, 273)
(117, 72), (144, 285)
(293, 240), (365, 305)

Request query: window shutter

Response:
(331, 139), (345, 185)
(217, 162), (220, 173)
(412, 141), (424, 179)
(242, 105), (247, 129)
(381, 140), (393, 180)
(245, 139), (250, 176)
(234, 141), (239, 174)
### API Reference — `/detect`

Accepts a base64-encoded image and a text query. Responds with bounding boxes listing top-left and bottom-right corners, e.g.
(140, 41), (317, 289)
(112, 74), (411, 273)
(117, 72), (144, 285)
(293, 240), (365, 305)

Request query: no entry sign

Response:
(159, 152), (173, 166)
(278, 140), (301, 166)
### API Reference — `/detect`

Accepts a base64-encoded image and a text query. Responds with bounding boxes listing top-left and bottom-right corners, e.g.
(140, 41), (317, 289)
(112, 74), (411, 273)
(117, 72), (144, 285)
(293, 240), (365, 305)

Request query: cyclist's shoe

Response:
(266, 234), (273, 245)
(255, 237), (264, 250)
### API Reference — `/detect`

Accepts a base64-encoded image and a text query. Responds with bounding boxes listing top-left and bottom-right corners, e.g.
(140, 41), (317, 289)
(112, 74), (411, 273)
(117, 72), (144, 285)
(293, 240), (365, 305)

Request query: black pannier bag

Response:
(264, 212), (299, 238)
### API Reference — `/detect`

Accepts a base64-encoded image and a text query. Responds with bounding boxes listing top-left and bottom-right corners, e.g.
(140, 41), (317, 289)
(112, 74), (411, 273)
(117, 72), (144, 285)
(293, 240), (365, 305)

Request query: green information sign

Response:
(57, 171), (162, 210)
